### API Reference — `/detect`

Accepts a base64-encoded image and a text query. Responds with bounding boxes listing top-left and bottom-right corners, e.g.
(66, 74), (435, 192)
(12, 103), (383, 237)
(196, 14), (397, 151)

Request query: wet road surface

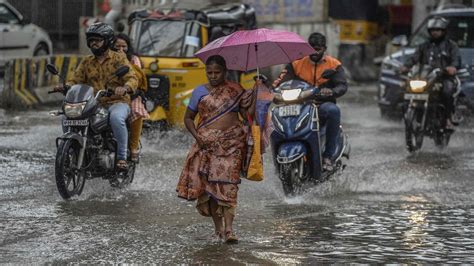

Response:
(1, 84), (474, 263)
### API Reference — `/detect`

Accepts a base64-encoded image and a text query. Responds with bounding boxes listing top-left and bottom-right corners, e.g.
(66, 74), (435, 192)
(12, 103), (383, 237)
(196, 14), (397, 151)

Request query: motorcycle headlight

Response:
(409, 80), (427, 93)
(64, 102), (86, 118)
(281, 89), (301, 101)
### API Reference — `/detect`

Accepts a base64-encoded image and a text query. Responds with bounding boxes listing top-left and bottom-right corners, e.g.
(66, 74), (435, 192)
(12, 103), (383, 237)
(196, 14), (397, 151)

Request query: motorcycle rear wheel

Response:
(55, 140), (86, 199)
(434, 132), (451, 148)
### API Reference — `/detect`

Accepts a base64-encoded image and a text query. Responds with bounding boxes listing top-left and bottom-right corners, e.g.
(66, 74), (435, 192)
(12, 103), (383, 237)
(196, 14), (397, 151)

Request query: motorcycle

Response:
(403, 65), (468, 152)
(47, 64), (136, 199)
(270, 73), (350, 195)
(402, 65), (469, 152)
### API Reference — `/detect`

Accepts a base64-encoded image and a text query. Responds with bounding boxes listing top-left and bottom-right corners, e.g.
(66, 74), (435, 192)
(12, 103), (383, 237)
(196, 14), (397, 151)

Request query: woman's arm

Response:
(239, 89), (256, 119)
(184, 108), (205, 148)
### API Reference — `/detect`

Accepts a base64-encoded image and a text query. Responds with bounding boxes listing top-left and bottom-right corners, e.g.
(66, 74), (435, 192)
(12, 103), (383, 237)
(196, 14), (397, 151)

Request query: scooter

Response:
(270, 75), (350, 195)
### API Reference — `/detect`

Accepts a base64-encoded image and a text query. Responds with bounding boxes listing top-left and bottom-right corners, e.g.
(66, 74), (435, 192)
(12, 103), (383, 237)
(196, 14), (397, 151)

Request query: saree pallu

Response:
(176, 81), (249, 217)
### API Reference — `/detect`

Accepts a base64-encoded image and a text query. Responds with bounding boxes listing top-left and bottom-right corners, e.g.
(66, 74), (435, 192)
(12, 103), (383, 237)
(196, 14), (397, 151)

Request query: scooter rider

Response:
(54, 22), (138, 169)
(273, 32), (348, 171)
(400, 16), (460, 129)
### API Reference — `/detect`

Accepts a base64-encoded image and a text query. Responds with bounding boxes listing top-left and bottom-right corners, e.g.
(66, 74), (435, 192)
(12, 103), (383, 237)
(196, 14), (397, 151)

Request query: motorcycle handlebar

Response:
(48, 85), (71, 95)
(96, 88), (133, 99)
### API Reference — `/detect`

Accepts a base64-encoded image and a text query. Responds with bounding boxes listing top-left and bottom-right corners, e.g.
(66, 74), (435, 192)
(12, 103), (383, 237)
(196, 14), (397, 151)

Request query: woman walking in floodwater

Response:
(176, 55), (254, 243)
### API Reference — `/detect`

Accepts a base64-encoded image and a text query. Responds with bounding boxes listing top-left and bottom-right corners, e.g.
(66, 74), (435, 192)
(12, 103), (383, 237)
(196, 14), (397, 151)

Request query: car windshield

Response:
(0, 4), (19, 24)
(410, 16), (474, 48)
(134, 20), (201, 57)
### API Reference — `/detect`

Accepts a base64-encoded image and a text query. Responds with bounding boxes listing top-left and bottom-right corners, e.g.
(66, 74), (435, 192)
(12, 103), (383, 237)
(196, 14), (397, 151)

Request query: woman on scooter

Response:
(176, 55), (255, 243)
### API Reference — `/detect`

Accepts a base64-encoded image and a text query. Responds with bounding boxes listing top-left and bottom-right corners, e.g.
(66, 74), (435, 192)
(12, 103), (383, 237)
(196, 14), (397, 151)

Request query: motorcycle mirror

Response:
(114, 66), (129, 78)
(46, 64), (59, 75)
(321, 69), (337, 79)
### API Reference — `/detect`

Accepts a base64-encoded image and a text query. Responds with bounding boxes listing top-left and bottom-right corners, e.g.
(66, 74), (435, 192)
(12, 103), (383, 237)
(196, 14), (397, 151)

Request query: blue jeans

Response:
(319, 102), (340, 160)
(63, 103), (130, 161)
(108, 103), (130, 160)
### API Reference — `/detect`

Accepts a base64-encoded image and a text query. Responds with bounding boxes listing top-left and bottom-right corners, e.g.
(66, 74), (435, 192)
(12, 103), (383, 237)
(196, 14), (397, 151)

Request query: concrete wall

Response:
(0, 55), (85, 109)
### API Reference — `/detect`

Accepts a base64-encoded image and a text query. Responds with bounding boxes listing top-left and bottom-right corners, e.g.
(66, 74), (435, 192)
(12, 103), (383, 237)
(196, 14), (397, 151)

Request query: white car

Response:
(0, 0), (52, 66)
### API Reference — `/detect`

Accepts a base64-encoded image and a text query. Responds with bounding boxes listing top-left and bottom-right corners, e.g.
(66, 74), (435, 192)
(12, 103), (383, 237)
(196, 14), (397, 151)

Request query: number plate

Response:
(63, 119), (88, 126)
(404, 93), (429, 101)
(278, 105), (301, 117)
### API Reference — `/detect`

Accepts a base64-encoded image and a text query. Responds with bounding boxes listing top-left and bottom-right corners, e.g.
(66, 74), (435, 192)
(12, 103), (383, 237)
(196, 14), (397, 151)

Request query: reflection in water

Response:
(404, 209), (428, 250)
(402, 195), (429, 250)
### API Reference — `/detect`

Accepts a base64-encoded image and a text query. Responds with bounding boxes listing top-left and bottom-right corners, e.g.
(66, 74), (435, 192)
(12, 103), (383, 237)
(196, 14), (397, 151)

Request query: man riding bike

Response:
(55, 22), (138, 169)
(400, 16), (460, 129)
(273, 32), (348, 171)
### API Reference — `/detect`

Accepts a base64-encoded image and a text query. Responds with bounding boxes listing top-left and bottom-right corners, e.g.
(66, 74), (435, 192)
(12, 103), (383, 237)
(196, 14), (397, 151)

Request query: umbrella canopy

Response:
(194, 28), (315, 72)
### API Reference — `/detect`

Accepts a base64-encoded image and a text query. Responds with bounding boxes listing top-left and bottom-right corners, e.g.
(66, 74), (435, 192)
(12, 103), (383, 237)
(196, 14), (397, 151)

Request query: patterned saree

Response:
(176, 81), (250, 217)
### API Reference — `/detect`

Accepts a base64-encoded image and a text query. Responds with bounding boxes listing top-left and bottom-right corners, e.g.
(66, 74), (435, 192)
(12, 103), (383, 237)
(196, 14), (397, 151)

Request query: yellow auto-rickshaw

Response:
(128, 3), (257, 128)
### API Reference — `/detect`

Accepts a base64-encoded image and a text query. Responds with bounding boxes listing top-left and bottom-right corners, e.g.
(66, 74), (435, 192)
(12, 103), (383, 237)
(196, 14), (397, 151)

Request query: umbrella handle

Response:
(255, 43), (260, 80)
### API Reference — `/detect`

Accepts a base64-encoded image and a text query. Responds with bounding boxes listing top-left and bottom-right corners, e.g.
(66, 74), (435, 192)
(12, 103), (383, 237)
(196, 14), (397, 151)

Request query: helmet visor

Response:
(87, 36), (104, 43)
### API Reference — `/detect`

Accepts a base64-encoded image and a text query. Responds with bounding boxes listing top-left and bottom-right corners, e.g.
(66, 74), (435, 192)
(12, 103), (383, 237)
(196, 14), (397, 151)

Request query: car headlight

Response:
(64, 102), (86, 118)
(281, 89), (301, 101)
(409, 80), (427, 93)
(149, 62), (159, 72)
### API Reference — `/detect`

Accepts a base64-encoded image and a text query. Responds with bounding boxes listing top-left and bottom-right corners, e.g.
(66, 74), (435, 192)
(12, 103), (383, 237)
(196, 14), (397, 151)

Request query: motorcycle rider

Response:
(400, 16), (460, 129)
(273, 32), (348, 171)
(55, 22), (138, 169)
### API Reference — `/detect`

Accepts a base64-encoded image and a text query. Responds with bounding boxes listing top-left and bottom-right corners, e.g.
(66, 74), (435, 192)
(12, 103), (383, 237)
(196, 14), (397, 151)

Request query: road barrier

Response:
(1, 55), (85, 109)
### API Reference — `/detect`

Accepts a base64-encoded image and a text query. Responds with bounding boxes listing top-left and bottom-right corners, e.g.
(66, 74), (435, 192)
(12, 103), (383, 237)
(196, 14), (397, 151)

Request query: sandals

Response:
(116, 160), (128, 170)
(225, 231), (238, 244)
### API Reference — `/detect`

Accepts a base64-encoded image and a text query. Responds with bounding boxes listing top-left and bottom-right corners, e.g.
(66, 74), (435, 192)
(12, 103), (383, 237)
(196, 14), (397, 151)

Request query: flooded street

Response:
(1, 83), (474, 264)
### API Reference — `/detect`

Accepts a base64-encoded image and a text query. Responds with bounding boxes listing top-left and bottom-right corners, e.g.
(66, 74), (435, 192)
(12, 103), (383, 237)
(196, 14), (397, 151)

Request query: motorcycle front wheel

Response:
(279, 158), (308, 196)
(55, 139), (86, 199)
(404, 107), (424, 152)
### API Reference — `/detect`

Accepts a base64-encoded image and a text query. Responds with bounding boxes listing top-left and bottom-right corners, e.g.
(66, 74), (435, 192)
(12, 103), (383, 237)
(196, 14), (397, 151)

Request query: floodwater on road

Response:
(1, 84), (473, 264)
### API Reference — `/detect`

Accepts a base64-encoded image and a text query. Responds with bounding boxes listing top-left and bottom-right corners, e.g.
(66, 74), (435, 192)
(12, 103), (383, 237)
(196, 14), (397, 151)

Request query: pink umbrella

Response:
(194, 28), (315, 74)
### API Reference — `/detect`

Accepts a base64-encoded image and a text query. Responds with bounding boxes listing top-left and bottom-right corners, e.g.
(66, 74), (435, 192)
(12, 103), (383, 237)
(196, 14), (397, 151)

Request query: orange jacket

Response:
(273, 55), (341, 87)
(292, 55), (341, 86)
(272, 55), (348, 102)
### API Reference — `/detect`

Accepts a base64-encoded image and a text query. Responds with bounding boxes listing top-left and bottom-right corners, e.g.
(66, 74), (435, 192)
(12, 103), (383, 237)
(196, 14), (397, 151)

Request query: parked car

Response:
(377, 7), (474, 119)
(0, 0), (52, 67)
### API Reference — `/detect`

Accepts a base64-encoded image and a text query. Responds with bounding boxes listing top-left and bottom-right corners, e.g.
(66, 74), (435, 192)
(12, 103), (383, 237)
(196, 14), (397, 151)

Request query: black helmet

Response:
(427, 16), (448, 30)
(85, 22), (114, 55)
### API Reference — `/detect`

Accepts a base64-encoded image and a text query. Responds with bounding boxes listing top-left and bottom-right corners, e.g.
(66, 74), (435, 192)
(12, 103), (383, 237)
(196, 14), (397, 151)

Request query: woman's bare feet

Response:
(225, 230), (238, 243)
(214, 230), (224, 240)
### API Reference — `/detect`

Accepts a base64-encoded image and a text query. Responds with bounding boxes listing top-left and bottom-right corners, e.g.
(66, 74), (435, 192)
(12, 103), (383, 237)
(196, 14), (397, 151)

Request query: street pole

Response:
(412, 0), (438, 33)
